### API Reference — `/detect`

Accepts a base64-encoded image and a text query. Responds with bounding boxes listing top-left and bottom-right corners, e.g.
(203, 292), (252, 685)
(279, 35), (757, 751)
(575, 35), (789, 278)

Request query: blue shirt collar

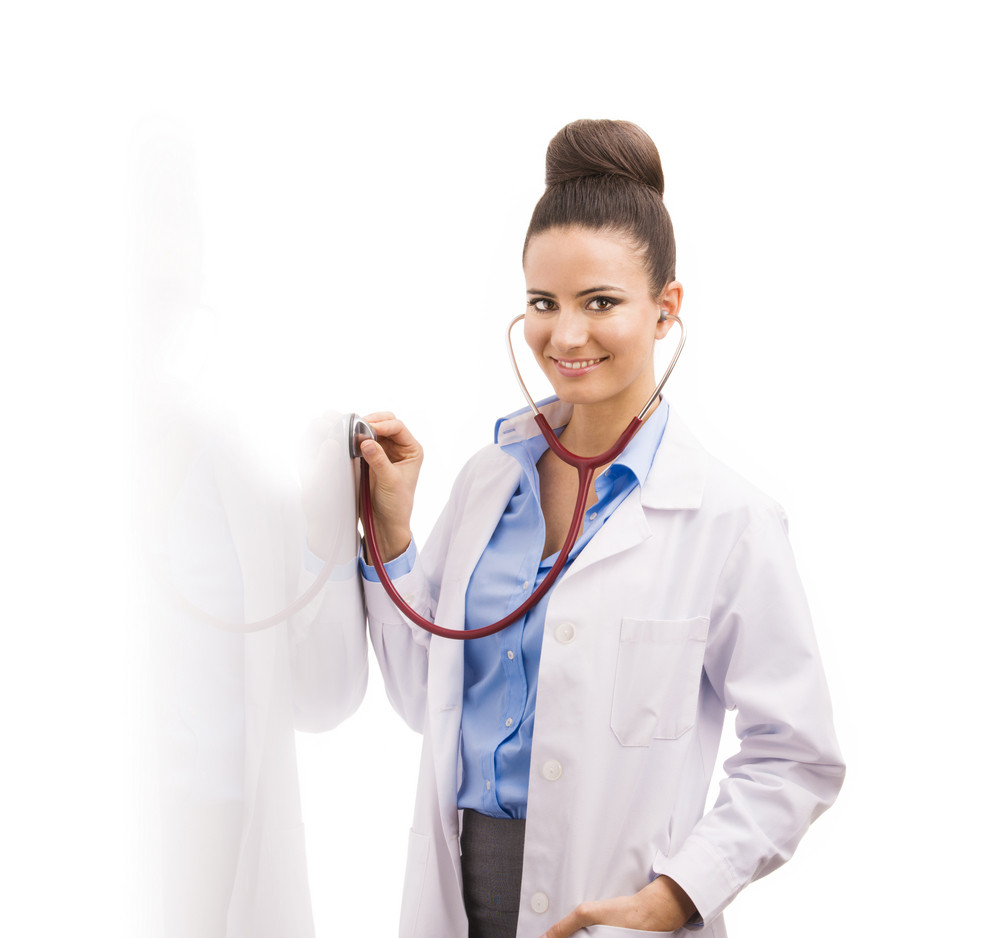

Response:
(494, 395), (670, 490)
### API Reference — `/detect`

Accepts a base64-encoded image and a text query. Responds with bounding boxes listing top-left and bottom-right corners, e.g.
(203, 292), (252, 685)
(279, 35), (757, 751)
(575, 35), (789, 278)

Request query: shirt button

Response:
(555, 622), (576, 644)
(507, 650), (515, 660)
(505, 717), (513, 727)
(530, 892), (549, 913)
(589, 512), (597, 521)
(523, 580), (530, 590)
(541, 759), (562, 781)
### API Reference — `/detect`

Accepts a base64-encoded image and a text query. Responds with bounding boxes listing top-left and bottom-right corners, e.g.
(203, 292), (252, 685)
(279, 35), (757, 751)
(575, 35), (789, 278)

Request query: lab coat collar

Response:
(493, 397), (706, 511)
(493, 395), (571, 446)
(641, 412), (707, 510)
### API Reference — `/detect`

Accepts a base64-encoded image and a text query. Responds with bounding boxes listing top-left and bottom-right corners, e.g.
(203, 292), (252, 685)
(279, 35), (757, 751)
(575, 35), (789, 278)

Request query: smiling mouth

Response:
(553, 357), (608, 370)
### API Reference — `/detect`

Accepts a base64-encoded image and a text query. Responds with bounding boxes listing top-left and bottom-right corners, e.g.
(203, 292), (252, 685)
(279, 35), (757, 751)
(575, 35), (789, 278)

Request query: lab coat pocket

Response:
(399, 829), (431, 938)
(611, 617), (709, 746)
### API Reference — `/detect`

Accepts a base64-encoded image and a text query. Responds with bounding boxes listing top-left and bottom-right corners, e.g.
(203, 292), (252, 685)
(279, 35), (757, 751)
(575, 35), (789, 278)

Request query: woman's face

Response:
(522, 226), (678, 417)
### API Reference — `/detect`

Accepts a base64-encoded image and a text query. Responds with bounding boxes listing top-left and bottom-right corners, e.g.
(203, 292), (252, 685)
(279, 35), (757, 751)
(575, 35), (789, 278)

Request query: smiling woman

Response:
(357, 119), (845, 938)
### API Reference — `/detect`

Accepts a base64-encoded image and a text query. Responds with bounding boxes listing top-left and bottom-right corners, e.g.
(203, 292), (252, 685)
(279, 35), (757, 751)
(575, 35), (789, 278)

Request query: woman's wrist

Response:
(364, 526), (412, 565)
(654, 875), (697, 926)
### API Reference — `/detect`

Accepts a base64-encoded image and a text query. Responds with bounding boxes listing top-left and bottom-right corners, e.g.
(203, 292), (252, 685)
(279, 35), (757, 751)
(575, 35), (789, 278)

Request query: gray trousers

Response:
(460, 810), (526, 938)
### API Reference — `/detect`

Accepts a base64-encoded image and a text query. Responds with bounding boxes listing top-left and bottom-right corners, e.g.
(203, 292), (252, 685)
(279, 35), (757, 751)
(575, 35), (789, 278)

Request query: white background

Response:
(3, 1), (998, 935)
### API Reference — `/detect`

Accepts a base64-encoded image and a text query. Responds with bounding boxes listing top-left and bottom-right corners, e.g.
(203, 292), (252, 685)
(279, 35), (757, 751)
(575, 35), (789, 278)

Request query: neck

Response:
(558, 384), (659, 458)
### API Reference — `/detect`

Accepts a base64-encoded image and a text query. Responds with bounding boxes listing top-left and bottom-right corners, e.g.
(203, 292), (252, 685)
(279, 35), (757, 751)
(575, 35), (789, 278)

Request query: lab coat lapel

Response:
(426, 450), (522, 830)
(426, 449), (522, 699)
(562, 411), (707, 581)
(439, 452), (523, 592)
(562, 489), (651, 581)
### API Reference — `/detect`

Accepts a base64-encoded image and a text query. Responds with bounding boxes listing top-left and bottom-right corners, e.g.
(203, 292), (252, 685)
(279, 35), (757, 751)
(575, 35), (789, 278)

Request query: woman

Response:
(358, 120), (844, 938)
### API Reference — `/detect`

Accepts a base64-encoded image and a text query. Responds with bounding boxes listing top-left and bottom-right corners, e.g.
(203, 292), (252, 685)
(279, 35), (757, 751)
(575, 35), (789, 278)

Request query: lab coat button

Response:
(531, 892), (549, 913)
(555, 622), (576, 643)
(542, 759), (562, 781)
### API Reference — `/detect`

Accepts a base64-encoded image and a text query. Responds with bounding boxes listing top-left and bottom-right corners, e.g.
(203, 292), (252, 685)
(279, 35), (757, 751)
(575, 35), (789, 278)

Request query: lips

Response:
(551, 355), (609, 376)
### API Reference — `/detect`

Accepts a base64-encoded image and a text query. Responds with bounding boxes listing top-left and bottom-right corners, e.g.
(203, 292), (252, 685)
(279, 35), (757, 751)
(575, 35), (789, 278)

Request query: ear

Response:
(655, 281), (684, 340)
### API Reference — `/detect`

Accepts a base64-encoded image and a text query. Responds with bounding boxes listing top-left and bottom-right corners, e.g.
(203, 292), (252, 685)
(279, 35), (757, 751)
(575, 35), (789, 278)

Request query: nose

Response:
(549, 308), (588, 352)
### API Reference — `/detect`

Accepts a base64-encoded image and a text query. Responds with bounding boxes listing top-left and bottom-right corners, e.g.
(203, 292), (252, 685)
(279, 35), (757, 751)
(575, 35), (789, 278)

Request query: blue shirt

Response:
(361, 399), (670, 819)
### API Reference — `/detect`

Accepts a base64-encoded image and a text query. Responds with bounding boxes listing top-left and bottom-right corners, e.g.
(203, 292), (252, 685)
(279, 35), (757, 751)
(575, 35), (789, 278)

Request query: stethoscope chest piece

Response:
(348, 414), (377, 459)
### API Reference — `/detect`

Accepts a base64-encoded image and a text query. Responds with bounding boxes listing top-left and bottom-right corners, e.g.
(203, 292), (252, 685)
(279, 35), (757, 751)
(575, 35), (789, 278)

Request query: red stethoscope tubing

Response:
(359, 414), (643, 640)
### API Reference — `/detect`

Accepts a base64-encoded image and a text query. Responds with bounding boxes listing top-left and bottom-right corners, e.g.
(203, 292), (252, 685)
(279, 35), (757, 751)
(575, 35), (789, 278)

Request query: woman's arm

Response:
(354, 412), (441, 731)
(544, 502), (844, 937)
(652, 504), (846, 926)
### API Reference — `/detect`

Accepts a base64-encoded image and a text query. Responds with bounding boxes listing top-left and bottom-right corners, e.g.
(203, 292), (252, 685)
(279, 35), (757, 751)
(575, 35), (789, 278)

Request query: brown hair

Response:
(523, 119), (676, 296)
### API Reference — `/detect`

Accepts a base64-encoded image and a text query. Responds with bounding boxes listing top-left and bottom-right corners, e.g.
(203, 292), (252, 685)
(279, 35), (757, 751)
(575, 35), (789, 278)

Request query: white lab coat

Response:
(364, 400), (844, 938)
(154, 427), (368, 938)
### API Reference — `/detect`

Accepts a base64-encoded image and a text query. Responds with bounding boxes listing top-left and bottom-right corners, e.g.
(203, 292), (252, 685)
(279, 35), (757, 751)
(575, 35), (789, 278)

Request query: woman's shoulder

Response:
(463, 439), (518, 474)
(446, 439), (522, 501)
(653, 411), (789, 527)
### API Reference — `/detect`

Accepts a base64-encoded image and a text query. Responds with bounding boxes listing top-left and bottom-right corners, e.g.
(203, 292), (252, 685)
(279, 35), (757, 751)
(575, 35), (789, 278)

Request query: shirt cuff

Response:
(359, 537), (417, 582)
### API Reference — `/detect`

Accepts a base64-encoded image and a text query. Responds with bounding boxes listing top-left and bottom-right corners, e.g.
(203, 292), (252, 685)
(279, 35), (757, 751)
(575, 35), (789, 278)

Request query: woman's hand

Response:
(540, 876), (696, 938)
(358, 411), (423, 563)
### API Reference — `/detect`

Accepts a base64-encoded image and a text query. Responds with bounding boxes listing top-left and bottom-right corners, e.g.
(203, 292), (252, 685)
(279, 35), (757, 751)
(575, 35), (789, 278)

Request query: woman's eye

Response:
(529, 298), (556, 312)
(587, 296), (619, 312)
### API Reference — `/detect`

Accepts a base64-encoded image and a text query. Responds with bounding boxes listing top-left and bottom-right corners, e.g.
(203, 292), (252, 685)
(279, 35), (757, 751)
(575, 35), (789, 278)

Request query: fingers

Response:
(359, 438), (393, 472)
(363, 413), (423, 465)
(299, 410), (420, 464)
(540, 905), (590, 938)
(366, 412), (419, 448)
(542, 881), (692, 937)
(364, 412), (404, 439)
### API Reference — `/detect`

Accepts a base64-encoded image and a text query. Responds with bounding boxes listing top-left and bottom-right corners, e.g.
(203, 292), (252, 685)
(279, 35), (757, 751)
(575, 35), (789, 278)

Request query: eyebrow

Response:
(526, 285), (626, 298)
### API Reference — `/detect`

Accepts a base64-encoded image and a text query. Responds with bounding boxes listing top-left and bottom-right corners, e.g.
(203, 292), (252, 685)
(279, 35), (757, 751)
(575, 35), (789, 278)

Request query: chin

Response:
(548, 384), (608, 407)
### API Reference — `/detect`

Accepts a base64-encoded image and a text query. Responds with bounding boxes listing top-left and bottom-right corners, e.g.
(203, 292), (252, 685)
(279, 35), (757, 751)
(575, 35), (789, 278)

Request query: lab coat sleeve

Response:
(652, 505), (845, 926)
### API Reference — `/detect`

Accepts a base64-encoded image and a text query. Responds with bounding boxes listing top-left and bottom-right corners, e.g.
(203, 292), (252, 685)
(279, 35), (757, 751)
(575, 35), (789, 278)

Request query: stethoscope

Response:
(355, 311), (685, 640)
(166, 313), (683, 635)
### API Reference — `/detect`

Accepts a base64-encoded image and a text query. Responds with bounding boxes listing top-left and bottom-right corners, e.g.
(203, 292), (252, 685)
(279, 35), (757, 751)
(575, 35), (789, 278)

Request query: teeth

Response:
(559, 358), (602, 369)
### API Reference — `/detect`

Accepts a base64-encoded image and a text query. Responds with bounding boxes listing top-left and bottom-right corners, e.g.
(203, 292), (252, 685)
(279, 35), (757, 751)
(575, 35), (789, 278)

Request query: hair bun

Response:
(526, 119), (676, 291)
(544, 119), (664, 195)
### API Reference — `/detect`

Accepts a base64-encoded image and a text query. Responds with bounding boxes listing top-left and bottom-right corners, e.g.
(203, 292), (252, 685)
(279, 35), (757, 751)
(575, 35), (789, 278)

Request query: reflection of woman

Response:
(135, 133), (370, 938)
(359, 120), (844, 938)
